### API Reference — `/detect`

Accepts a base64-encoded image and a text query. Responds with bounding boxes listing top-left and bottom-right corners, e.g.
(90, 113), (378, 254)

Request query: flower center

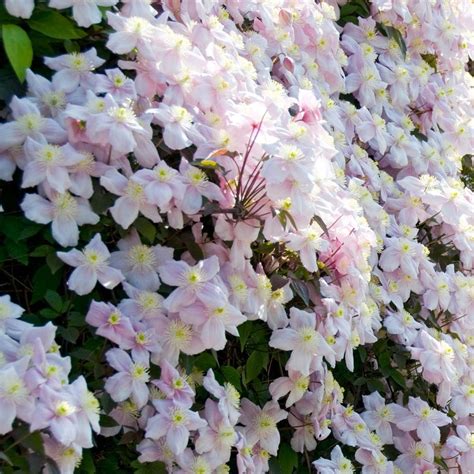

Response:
(213, 306), (226, 317)
(135, 332), (148, 345)
(167, 321), (192, 349)
(85, 391), (100, 414)
(84, 249), (104, 266)
(126, 181), (145, 201)
(295, 375), (309, 392)
(131, 363), (150, 382)
(170, 408), (187, 426)
(420, 407), (431, 419)
(298, 327), (317, 347)
(186, 269), (201, 285)
(256, 413), (276, 434)
(170, 105), (192, 124)
(224, 382), (240, 408)
(43, 91), (66, 109)
(128, 244), (156, 268)
(18, 113), (42, 133)
(53, 193), (78, 218)
(139, 292), (161, 310)
(110, 106), (136, 123)
(55, 401), (76, 417)
(108, 311), (121, 325)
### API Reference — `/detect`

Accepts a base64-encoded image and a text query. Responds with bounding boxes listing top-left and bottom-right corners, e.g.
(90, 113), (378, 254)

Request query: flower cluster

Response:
(0, 0), (473, 472)
(0, 295), (99, 472)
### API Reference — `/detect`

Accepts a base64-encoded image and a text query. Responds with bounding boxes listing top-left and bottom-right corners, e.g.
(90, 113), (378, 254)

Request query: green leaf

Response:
(367, 378), (385, 393)
(221, 365), (242, 391)
(99, 415), (118, 428)
(269, 443), (298, 474)
(46, 253), (64, 274)
(290, 279), (309, 306)
(238, 321), (254, 351)
(28, 11), (87, 39)
(6, 239), (28, 265)
(0, 66), (23, 102)
(32, 265), (61, 303)
(358, 346), (367, 363)
(376, 23), (407, 58)
(135, 217), (156, 244)
(389, 369), (406, 388)
(2, 24), (33, 82)
(245, 350), (268, 384)
(45, 290), (64, 313)
(58, 326), (80, 343)
(131, 461), (167, 474)
(184, 238), (204, 262)
(21, 431), (44, 455)
(77, 450), (96, 474)
(39, 308), (61, 320)
(311, 214), (329, 236)
(193, 352), (218, 371)
(30, 245), (55, 257)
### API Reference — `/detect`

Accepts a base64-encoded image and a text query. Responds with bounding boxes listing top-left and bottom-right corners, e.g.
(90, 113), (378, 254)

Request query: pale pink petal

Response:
(67, 266), (97, 295)
(52, 215), (79, 247)
(110, 197), (140, 229)
(96, 267), (124, 289)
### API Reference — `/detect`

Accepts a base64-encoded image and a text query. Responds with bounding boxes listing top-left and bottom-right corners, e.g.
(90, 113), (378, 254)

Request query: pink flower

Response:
(57, 233), (124, 295)
(179, 160), (225, 215)
(0, 360), (33, 434)
(94, 68), (137, 103)
(145, 399), (207, 455)
(21, 191), (99, 247)
(153, 360), (194, 406)
(288, 409), (317, 453)
(158, 255), (221, 312)
(85, 301), (134, 346)
(393, 433), (434, 473)
(238, 399), (287, 455)
(0, 295), (24, 336)
(383, 309), (422, 345)
(313, 445), (354, 473)
(0, 97), (66, 152)
(195, 399), (238, 465)
(152, 315), (204, 366)
(100, 169), (162, 229)
(109, 229), (173, 291)
(392, 397), (450, 444)
(175, 450), (219, 474)
(5, 0), (35, 18)
(148, 103), (195, 150)
(119, 283), (166, 322)
(179, 289), (246, 351)
(450, 381), (474, 419)
(42, 436), (82, 474)
(49, 0), (118, 28)
(87, 95), (151, 155)
(286, 223), (330, 273)
(134, 161), (186, 211)
(105, 348), (150, 408)
(29, 386), (80, 446)
(45, 49), (105, 93)
(269, 370), (310, 408)
(444, 425), (474, 474)
(67, 376), (100, 448)
(106, 13), (153, 55)
(379, 237), (421, 278)
(203, 369), (241, 426)
(269, 308), (335, 376)
(361, 392), (395, 444)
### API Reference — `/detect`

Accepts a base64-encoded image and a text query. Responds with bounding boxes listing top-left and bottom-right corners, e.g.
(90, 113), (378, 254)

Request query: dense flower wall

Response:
(0, 0), (473, 472)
